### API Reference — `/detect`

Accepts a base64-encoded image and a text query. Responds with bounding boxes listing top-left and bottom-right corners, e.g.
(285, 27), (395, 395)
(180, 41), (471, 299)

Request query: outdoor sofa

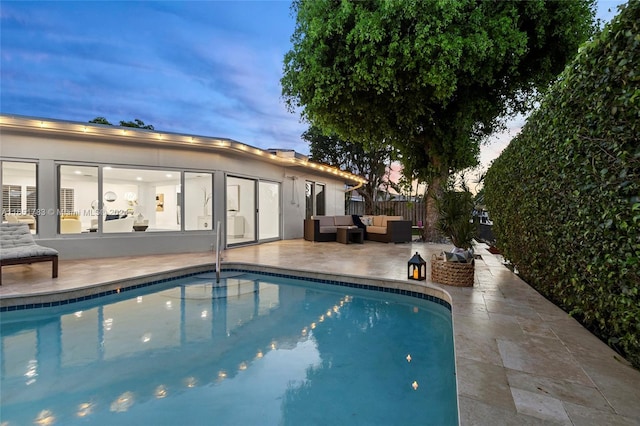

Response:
(0, 223), (59, 284)
(304, 215), (412, 243)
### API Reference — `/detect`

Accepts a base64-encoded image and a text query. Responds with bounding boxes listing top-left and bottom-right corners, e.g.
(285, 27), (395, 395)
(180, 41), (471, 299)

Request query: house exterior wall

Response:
(0, 117), (360, 259)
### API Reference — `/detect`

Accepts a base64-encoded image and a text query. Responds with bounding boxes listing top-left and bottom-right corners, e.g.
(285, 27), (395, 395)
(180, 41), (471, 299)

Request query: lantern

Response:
(408, 252), (426, 281)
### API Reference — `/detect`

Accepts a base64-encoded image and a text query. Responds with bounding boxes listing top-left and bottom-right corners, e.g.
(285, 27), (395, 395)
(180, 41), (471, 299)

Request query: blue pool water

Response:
(0, 272), (458, 425)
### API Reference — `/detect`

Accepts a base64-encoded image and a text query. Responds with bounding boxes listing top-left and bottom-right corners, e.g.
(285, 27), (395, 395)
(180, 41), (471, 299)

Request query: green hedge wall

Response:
(484, 1), (640, 368)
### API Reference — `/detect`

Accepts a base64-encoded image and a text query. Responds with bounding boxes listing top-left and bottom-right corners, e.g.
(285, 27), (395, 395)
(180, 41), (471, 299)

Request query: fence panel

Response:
(346, 201), (425, 226)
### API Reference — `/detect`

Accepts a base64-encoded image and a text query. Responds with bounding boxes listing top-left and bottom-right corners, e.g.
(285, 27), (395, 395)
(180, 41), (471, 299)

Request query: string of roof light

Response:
(0, 115), (367, 184)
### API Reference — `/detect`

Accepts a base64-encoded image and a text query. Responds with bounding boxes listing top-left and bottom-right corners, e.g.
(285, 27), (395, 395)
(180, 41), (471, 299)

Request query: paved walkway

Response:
(1, 239), (639, 425)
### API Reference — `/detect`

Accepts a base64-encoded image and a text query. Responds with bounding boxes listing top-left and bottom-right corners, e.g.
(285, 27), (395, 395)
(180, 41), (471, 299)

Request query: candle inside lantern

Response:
(413, 268), (418, 279)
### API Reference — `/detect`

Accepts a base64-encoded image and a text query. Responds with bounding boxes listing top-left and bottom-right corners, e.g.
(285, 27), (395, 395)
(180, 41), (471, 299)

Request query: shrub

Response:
(435, 187), (476, 250)
(484, 1), (640, 368)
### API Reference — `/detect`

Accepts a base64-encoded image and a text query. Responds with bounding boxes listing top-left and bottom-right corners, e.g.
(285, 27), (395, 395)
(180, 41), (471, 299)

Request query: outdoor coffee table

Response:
(337, 226), (364, 244)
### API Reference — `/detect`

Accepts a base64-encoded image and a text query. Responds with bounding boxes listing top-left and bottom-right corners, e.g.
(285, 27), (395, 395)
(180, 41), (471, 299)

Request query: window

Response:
(315, 183), (325, 216)
(184, 172), (213, 230)
(305, 181), (313, 219)
(1, 161), (37, 230)
(59, 188), (75, 213)
(26, 186), (37, 213)
(103, 167), (181, 232)
(2, 185), (22, 215)
(58, 165), (98, 234)
(258, 181), (280, 240)
(305, 181), (325, 219)
(226, 176), (255, 244)
(56, 165), (215, 234)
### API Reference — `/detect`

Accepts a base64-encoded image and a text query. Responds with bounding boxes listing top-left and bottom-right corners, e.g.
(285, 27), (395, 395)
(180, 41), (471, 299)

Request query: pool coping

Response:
(0, 262), (452, 312)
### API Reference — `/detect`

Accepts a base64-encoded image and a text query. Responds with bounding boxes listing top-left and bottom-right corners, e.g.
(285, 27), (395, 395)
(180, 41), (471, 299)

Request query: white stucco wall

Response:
(0, 121), (357, 259)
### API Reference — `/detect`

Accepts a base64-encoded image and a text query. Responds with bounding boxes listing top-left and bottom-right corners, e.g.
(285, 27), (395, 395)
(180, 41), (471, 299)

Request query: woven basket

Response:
(431, 255), (474, 287)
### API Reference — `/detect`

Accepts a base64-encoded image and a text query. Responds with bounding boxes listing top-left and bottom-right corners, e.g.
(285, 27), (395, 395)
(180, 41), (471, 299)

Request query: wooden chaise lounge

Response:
(0, 223), (59, 285)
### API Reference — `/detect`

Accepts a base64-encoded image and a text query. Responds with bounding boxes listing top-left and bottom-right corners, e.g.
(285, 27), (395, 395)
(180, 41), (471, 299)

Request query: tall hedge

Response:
(484, 1), (639, 368)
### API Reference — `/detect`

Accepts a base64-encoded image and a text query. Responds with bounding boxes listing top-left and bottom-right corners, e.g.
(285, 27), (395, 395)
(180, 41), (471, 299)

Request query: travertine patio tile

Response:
(511, 387), (571, 425)
(576, 360), (640, 420)
(453, 328), (504, 367)
(458, 396), (552, 426)
(456, 313), (525, 342)
(456, 357), (514, 410)
(451, 302), (490, 319)
(550, 319), (622, 359)
(505, 369), (611, 412)
(514, 317), (557, 339)
(497, 336), (593, 386)
(484, 299), (540, 320)
(563, 401), (640, 426)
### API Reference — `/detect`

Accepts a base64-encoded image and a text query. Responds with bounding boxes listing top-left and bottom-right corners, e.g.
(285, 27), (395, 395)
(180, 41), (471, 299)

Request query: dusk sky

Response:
(0, 0), (627, 169)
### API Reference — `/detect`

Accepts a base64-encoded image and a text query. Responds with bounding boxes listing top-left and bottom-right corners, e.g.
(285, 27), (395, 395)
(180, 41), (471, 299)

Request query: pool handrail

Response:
(215, 220), (221, 283)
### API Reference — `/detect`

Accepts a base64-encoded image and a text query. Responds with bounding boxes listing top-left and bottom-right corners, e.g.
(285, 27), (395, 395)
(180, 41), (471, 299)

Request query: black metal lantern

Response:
(408, 252), (426, 281)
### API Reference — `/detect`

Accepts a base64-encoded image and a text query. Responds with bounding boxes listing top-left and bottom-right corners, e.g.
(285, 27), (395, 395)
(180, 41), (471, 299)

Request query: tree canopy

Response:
(303, 125), (394, 214)
(89, 117), (154, 130)
(88, 117), (112, 125)
(282, 0), (596, 238)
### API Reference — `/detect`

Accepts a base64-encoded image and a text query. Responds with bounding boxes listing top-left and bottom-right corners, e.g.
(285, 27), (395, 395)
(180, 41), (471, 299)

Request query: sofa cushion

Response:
(366, 225), (387, 234)
(334, 215), (354, 226)
(319, 226), (337, 233)
(382, 215), (403, 227)
(372, 215), (384, 227)
(60, 218), (82, 234)
(360, 216), (373, 226)
(312, 216), (334, 227)
(0, 223), (59, 260)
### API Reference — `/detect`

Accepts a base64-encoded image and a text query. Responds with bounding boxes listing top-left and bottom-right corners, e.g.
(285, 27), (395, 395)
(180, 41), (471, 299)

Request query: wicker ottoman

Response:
(431, 255), (474, 287)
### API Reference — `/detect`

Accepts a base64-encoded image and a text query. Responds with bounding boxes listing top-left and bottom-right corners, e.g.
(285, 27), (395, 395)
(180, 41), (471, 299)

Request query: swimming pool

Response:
(0, 271), (458, 425)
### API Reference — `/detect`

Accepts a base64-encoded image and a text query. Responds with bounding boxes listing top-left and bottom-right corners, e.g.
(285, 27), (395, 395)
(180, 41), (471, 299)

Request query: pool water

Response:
(0, 272), (458, 425)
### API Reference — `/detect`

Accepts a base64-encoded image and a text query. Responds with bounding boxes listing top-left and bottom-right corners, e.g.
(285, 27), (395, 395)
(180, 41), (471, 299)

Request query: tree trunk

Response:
(423, 177), (441, 242)
(363, 183), (375, 215)
(422, 160), (448, 242)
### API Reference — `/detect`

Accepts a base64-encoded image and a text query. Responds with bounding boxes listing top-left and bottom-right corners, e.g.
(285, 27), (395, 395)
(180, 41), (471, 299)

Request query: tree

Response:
(282, 0), (596, 240)
(88, 117), (154, 130)
(303, 125), (394, 214)
(119, 119), (154, 130)
(88, 117), (112, 125)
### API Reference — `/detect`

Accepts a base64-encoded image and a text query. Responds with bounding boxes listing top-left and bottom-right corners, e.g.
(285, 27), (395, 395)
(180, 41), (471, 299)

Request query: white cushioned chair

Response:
(60, 214), (82, 234)
(103, 216), (134, 233)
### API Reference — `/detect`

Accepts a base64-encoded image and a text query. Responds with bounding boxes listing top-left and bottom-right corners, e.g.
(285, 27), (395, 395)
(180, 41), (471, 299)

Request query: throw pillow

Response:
(444, 250), (468, 263)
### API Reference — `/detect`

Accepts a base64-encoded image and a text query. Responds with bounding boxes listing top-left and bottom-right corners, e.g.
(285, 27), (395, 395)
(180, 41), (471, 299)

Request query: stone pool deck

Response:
(1, 239), (639, 425)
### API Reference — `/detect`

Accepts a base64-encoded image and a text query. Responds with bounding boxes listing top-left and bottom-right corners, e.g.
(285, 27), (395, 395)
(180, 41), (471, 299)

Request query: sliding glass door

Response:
(258, 181), (280, 241)
(226, 176), (280, 246)
(226, 176), (255, 245)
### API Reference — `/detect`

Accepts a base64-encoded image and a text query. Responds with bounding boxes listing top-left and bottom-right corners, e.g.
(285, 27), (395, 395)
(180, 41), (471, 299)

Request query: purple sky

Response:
(0, 0), (628, 165)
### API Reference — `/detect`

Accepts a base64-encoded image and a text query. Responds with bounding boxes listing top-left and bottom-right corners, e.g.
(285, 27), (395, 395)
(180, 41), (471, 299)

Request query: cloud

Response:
(1, 1), (307, 153)
(3, 0), (623, 163)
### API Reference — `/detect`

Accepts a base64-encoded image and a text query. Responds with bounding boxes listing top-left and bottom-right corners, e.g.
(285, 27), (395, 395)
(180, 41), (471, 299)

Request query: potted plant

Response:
(430, 186), (476, 286)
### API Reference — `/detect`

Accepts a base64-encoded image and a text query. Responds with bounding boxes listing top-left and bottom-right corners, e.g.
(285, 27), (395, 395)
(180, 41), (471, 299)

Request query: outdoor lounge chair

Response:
(0, 223), (59, 285)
